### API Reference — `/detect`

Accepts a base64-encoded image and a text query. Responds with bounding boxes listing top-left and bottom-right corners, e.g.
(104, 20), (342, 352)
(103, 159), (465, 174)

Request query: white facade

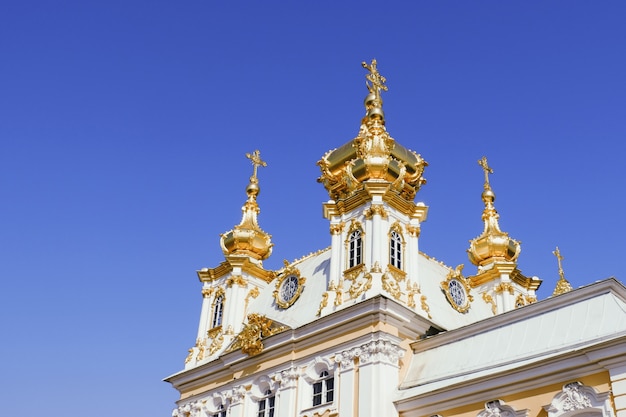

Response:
(165, 62), (625, 417)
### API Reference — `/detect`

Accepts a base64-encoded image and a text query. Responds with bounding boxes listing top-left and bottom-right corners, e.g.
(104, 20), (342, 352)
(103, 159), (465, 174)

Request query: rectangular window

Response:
(326, 378), (334, 403)
(313, 381), (323, 406)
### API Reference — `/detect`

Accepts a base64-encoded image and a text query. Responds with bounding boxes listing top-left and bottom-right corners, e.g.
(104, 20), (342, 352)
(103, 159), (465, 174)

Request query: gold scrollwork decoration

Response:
(348, 272), (372, 299)
(228, 314), (287, 357)
(226, 274), (247, 288)
(483, 292), (497, 315)
(343, 263), (365, 281)
(494, 282), (514, 295)
(407, 225), (420, 237)
(334, 279), (344, 305)
(420, 295), (432, 319)
(207, 327), (224, 356)
(316, 292), (329, 317)
(386, 264), (407, 282)
(330, 223), (344, 235)
(382, 271), (402, 300)
(364, 204), (388, 219)
(406, 280), (420, 308)
(195, 338), (207, 361)
(244, 286), (260, 314)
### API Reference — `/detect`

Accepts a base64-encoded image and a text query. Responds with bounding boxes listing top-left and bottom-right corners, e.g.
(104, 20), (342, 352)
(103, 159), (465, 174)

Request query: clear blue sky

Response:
(1, 2), (624, 416)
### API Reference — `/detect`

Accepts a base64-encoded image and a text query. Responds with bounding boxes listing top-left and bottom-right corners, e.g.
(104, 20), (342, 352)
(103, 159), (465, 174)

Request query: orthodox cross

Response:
(362, 59), (388, 99)
(478, 156), (493, 188)
(553, 246), (566, 280)
(246, 150), (267, 180)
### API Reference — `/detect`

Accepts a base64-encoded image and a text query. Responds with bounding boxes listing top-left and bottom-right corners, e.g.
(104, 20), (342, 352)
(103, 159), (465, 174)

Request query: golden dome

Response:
(467, 157), (521, 267)
(317, 59), (427, 202)
(220, 150), (273, 262)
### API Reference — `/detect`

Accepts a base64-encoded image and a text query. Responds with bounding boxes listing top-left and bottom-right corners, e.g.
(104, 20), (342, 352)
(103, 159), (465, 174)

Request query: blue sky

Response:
(1, 2), (625, 416)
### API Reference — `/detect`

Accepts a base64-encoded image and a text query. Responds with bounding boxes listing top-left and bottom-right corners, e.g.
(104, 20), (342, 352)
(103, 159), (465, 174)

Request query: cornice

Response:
(197, 262), (232, 282)
(322, 183), (429, 220)
(197, 258), (275, 283)
(165, 295), (434, 394)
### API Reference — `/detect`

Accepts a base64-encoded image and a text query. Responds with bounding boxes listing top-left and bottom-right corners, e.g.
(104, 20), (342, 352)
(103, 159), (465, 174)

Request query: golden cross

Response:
(553, 246), (566, 280)
(246, 150), (267, 180)
(478, 156), (493, 187)
(362, 59), (388, 99)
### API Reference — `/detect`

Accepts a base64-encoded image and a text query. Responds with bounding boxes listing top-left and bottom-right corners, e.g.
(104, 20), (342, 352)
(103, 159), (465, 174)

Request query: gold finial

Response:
(478, 156), (493, 189)
(552, 246), (573, 296)
(467, 156), (521, 267)
(219, 150), (273, 263)
(246, 150), (267, 182)
(362, 59), (388, 100)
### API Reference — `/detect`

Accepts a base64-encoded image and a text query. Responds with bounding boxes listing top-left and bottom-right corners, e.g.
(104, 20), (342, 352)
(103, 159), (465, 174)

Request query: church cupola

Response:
(317, 59), (428, 206)
(190, 150), (275, 369)
(467, 156), (540, 313)
(316, 60), (430, 316)
(220, 150), (273, 265)
(467, 156), (521, 268)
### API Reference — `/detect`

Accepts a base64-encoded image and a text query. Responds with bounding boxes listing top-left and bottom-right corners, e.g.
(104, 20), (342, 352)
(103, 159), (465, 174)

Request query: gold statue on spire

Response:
(478, 156), (493, 189)
(362, 59), (388, 100)
(246, 150), (267, 182)
(552, 246), (573, 296)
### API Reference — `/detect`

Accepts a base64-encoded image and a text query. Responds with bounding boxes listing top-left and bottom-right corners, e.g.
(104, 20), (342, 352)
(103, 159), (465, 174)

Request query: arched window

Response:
(348, 230), (362, 268)
(257, 389), (275, 417)
(313, 370), (334, 406)
(212, 294), (224, 328)
(390, 230), (402, 269)
(212, 404), (226, 417)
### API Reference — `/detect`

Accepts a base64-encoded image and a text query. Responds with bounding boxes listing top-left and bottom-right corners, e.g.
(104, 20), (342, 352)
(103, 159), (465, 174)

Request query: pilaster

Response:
(608, 363), (626, 417)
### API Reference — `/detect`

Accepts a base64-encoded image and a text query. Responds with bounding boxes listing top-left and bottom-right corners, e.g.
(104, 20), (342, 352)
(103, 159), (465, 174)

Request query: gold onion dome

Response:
(220, 150), (273, 262)
(317, 59), (427, 202)
(467, 157), (521, 267)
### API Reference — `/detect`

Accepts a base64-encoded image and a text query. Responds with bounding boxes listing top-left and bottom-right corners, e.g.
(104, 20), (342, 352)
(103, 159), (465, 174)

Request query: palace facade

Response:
(165, 61), (626, 417)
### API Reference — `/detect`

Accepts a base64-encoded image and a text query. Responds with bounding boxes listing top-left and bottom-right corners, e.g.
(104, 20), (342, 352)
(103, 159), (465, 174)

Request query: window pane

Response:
(326, 376), (334, 402)
(313, 381), (322, 406)
(268, 396), (275, 417)
(212, 295), (224, 327)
